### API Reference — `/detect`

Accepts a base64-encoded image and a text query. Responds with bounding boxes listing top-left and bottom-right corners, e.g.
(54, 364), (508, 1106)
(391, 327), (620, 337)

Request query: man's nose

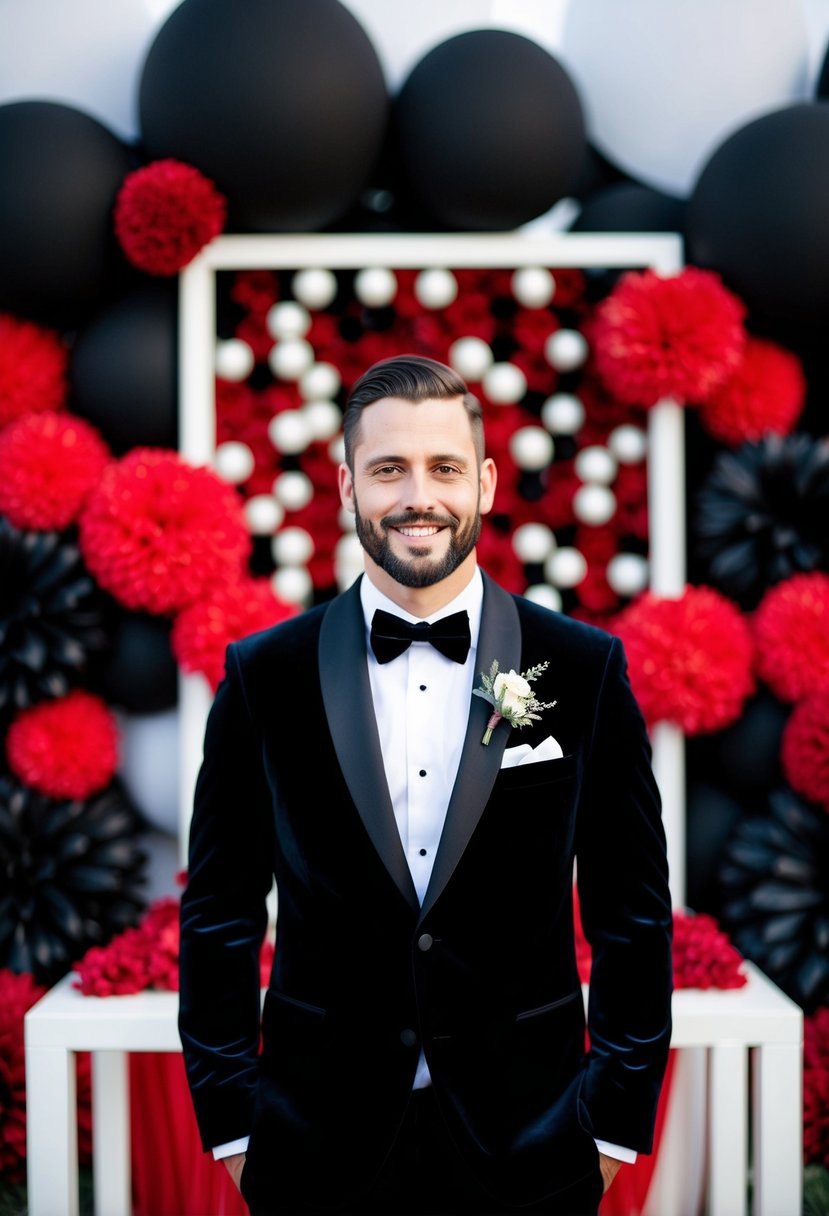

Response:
(403, 470), (435, 512)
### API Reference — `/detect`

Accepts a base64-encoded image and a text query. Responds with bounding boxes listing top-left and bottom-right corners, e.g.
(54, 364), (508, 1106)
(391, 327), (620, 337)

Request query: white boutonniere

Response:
(473, 659), (557, 745)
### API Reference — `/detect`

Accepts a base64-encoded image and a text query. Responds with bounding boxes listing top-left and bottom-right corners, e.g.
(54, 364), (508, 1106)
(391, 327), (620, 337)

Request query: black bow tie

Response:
(369, 608), (471, 665)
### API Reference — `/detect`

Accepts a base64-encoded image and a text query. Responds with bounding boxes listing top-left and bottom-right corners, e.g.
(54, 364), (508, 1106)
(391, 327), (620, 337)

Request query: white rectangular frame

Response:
(178, 232), (687, 905)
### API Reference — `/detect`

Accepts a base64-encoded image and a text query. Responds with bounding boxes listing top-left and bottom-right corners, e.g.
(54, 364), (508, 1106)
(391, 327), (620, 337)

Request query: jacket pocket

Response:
(515, 988), (582, 1022)
(496, 752), (576, 792)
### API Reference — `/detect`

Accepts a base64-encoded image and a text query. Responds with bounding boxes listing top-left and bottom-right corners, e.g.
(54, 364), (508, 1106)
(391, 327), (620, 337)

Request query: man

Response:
(179, 354), (673, 1215)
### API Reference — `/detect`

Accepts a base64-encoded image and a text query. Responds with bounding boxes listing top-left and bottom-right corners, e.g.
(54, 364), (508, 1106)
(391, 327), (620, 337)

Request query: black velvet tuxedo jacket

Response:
(178, 570), (673, 1211)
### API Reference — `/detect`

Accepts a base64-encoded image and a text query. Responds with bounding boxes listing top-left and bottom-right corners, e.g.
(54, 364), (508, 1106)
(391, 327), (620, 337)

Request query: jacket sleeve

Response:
(575, 636), (673, 1154)
(178, 643), (275, 1152)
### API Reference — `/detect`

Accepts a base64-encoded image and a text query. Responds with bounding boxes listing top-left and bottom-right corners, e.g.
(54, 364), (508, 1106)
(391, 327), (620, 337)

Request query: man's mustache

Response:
(381, 512), (458, 530)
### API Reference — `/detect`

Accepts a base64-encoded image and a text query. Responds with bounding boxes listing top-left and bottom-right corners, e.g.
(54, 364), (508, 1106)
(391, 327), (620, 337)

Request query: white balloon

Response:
(291, 267), (338, 310)
(354, 266), (397, 307)
(511, 267), (556, 309)
(572, 484), (617, 526)
(335, 532), (364, 589)
(271, 527), (315, 566)
(214, 440), (255, 484)
(545, 547), (588, 588)
(544, 328), (589, 371)
(414, 268), (458, 309)
(524, 584), (563, 612)
(608, 424), (648, 464)
(244, 494), (284, 535)
(273, 470), (314, 511)
(483, 362), (528, 404)
(117, 708), (180, 836)
(328, 433), (346, 464)
(266, 301), (311, 340)
(299, 361), (342, 401)
(271, 566), (313, 605)
(574, 445), (618, 485)
(268, 338), (315, 381)
(302, 399), (342, 441)
(509, 426), (555, 471)
(607, 552), (650, 597)
(215, 338), (255, 381)
(268, 410), (313, 454)
(512, 523), (557, 564)
(541, 393), (586, 435)
(559, 0), (810, 196)
(448, 336), (493, 382)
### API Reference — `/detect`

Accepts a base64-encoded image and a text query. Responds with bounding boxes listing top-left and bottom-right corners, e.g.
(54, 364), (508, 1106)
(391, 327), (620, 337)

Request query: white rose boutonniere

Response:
(473, 659), (556, 745)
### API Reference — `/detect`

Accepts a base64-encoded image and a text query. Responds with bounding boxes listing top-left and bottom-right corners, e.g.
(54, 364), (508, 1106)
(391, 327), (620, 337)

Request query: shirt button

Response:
(419, 769), (427, 777)
(400, 1028), (418, 1047)
(417, 933), (434, 952)
(419, 848), (427, 856)
(420, 685), (427, 691)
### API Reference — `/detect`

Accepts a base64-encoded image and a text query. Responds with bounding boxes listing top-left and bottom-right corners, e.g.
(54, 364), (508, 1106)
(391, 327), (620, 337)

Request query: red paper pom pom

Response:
(0, 313), (68, 427)
(6, 690), (120, 800)
(114, 158), (227, 275)
(590, 266), (746, 407)
(697, 335), (806, 447)
(78, 448), (251, 614)
(0, 410), (110, 530)
(804, 1006), (829, 1167)
(613, 585), (755, 733)
(671, 909), (748, 990)
(781, 686), (829, 811)
(753, 573), (829, 703)
(171, 577), (299, 691)
(0, 969), (47, 1181)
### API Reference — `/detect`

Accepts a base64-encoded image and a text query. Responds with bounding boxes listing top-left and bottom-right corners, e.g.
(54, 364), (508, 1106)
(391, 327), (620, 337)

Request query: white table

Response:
(25, 962), (802, 1216)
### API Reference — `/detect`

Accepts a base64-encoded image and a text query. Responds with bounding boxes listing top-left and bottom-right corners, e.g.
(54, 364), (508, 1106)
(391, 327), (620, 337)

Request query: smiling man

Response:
(178, 354), (673, 1216)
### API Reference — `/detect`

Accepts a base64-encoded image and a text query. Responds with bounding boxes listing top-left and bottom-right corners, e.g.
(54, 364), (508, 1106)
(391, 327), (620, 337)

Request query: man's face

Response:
(338, 395), (496, 591)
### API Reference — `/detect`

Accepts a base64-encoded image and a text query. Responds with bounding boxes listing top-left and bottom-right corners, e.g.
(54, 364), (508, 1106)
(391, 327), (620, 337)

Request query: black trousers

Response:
(244, 1086), (603, 1216)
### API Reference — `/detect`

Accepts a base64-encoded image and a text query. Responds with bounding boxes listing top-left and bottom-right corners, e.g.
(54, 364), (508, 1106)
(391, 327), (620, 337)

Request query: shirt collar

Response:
(359, 568), (483, 650)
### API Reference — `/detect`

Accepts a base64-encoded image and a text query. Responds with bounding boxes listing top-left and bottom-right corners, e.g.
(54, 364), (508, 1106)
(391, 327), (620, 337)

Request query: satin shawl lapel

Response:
(419, 573), (521, 922)
(319, 578), (419, 913)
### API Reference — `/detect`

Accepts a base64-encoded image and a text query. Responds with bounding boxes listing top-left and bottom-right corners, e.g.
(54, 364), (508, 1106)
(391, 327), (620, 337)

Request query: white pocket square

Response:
(500, 735), (564, 768)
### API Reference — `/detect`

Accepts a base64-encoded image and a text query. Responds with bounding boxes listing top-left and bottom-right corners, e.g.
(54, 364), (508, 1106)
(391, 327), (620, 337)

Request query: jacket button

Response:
(417, 933), (434, 952)
(400, 1028), (418, 1048)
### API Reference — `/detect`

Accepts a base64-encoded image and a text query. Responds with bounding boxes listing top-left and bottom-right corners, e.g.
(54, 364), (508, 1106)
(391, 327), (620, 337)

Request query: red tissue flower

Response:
(6, 690), (120, 800)
(697, 335), (806, 447)
(671, 909), (748, 990)
(804, 1006), (829, 1167)
(171, 577), (299, 691)
(781, 686), (829, 812)
(78, 448), (252, 615)
(114, 158), (227, 275)
(613, 585), (755, 734)
(590, 266), (746, 407)
(0, 969), (46, 1181)
(0, 313), (68, 427)
(753, 573), (829, 703)
(0, 410), (110, 530)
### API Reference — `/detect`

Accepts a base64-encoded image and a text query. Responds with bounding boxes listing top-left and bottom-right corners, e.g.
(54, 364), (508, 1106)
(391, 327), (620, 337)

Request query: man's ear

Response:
(479, 457), (497, 515)
(338, 462), (356, 514)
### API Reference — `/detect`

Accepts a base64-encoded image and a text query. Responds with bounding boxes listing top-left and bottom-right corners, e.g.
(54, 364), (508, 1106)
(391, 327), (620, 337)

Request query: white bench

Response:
(25, 961), (802, 1216)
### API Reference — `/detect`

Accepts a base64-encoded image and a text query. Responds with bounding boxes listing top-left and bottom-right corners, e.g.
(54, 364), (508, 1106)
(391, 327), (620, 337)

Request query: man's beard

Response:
(353, 504), (482, 588)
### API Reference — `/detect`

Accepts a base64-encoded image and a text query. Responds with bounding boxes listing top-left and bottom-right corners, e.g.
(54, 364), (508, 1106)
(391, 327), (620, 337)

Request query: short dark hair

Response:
(342, 354), (484, 469)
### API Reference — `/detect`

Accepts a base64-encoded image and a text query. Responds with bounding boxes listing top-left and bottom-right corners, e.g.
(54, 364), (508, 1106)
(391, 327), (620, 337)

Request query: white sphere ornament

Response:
(302, 399), (342, 442)
(266, 300), (311, 340)
(268, 338), (315, 381)
(338, 504), (357, 532)
(544, 328), (589, 371)
(512, 523), (556, 564)
(273, 470), (314, 511)
(509, 426), (554, 471)
(328, 433), (346, 464)
(354, 266), (397, 308)
(606, 553), (650, 598)
(291, 267), (338, 310)
(608, 424), (648, 464)
(414, 268), (458, 309)
(511, 267), (556, 309)
(335, 532), (364, 588)
(574, 445), (618, 485)
(299, 361), (341, 401)
(215, 338), (255, 381)
(541, 393), (586, 435)
(244, 494), (284, 535)
(268, 410), (313, 454)
(545, 547), (588, 588)
(524, 584), (563, 612)
(271, 526), (315, 566)
(483, 362), (527, 405)
(448, 336), (493, 382)
(572, 484), (617, 527)
(271, 566), (313, 606)
(213, 440), (255, 484)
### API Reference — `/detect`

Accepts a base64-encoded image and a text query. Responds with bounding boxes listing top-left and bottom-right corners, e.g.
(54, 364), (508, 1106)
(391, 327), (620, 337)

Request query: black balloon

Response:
(0, 100), (136, 329)
(686, 102), (829, 325)
(68, 282), (178, 453)
(138, 0), (389, 232)
(87, 611), (178, 714)
(395, 29), (585, 231)
(570, 181), (686, 235)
